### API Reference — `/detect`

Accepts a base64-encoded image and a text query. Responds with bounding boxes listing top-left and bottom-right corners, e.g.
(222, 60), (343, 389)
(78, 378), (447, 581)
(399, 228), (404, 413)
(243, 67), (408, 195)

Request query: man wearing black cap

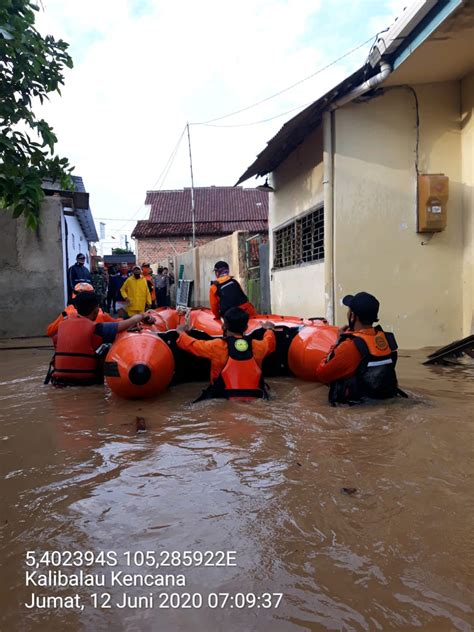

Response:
(316, 291), (404, 405)
(209, 260), (256, 320)
(67, 253), (92, 303)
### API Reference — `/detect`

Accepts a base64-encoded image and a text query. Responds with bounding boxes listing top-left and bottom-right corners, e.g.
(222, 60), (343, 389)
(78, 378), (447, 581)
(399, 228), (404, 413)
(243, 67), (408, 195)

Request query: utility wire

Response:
(200, 99), (315, 128)
(191, 34), (377, 126)
(111, 125), (187, 234)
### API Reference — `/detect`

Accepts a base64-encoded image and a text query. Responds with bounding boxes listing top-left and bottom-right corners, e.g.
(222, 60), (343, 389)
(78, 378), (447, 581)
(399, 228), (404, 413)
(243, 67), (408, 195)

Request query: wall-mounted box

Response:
(417, 174), (449, 233)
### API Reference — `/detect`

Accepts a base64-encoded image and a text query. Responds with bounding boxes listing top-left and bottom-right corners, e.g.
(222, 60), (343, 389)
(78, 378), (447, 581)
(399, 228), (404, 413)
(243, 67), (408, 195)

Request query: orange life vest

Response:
(329, 326), (401, 404)
(197, 336), (268, 401)
(50, 315), (103, 385)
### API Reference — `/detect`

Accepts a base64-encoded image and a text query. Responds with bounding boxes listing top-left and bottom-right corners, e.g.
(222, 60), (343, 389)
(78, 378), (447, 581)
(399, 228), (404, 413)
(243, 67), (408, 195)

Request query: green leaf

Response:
(0, 0), (73, 229)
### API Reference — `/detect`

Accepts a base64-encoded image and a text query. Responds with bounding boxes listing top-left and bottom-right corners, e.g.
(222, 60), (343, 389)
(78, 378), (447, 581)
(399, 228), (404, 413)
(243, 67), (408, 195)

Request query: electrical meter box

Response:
(417, 174), (449, 233)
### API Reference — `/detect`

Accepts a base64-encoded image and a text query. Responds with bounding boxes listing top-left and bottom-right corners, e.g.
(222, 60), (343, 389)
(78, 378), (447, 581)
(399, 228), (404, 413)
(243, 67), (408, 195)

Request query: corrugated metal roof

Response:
(42, 175), (99, 242)
(235, 66), (366, 185)
(235, 1), (461, 184)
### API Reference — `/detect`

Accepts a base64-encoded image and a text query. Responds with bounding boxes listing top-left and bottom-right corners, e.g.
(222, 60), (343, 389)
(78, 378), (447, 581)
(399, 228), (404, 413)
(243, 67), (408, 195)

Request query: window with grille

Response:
(273, 206), (324, 269)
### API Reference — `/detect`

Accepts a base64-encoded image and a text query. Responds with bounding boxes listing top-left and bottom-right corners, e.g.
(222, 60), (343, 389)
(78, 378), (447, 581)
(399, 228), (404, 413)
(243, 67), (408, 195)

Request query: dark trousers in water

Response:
(107, 292), (117, 313)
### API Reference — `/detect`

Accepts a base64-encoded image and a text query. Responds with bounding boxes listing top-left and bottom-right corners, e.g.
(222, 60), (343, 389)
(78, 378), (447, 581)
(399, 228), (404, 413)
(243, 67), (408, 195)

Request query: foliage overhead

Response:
(0, 0), (73, 228)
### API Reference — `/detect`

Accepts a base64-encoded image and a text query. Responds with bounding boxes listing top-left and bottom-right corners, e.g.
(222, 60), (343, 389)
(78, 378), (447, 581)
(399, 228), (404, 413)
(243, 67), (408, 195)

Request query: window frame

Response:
(272, 203), (324, 271)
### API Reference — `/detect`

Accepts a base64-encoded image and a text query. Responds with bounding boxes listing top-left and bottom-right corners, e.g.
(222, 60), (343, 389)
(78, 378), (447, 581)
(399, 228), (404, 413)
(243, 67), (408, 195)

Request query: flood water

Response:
(0, 341), (473, 631)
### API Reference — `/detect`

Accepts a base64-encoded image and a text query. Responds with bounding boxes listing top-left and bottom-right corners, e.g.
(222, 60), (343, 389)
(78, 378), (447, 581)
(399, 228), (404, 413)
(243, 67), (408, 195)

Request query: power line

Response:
(199, 99), (315, 128)
(112, 125), (187, 234)
(191, 34), (376, 126)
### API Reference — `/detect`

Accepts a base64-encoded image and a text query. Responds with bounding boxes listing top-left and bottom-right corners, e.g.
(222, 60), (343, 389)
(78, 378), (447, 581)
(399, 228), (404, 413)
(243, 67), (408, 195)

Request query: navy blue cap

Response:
(342, 292), (380, 323)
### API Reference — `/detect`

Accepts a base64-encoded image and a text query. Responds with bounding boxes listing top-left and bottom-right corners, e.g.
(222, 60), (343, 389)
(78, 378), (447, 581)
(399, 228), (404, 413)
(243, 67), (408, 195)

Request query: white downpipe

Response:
(329, 62), (392, 111)
(323, 61), (392, 324)
(323, 110), (334, 324)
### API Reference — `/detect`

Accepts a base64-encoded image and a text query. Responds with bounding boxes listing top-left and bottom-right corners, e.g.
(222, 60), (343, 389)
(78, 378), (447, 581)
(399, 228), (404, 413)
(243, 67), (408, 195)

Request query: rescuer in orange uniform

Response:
(46, 283), (118, 338)
(177, 306), (276, 400)
(47, 292), (153, 386)
(209, 261), (256, 320)
(315, 292), (405, 405)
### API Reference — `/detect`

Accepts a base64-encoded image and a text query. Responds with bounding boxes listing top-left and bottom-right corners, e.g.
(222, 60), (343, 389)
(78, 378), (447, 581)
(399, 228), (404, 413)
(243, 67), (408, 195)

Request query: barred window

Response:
(273, 206), (324, 269)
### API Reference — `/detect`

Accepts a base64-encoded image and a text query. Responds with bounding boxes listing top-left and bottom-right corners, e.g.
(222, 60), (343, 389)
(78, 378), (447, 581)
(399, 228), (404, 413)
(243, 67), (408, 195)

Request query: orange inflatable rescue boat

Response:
(104, 308), (338, 399)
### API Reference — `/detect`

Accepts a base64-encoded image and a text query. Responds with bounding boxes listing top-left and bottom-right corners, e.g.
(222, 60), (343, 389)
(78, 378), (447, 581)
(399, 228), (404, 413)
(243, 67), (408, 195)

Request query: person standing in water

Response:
(46, 282), (118, 338)
(47, 292), (153, 386)
(315, 292), (405, 405)
(177, 307), (275, 401)
(120, 265), (152, 316)
(209, 261), (256, 320)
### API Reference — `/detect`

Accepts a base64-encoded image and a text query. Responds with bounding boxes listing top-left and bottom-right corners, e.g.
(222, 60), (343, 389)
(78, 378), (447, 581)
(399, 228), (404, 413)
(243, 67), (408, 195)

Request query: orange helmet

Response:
(72, 282), (94, 298)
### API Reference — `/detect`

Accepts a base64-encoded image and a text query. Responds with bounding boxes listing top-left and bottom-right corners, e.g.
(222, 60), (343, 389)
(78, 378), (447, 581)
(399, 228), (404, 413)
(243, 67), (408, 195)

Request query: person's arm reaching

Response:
(46, 313), (65, 338)
(209, 284), (220, 319)
(315, 339), (362, 384)
(95, 313), (150, 344)
(176, 331), (222, 360)
(252, 330), (276, 364)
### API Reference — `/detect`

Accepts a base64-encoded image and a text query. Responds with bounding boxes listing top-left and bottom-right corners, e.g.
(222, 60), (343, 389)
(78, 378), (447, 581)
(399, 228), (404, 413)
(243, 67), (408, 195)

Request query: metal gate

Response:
(245, 234), (270, 314)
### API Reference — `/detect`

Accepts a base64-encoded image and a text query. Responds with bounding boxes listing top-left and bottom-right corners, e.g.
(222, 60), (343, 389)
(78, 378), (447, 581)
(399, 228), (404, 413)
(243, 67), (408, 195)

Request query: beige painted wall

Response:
(269, 126), (326, 315)
(271, 262), (325, 317)
(174, 232), (249, 307)
(461, 71), (474, 334)
(333, 81), (463, 348)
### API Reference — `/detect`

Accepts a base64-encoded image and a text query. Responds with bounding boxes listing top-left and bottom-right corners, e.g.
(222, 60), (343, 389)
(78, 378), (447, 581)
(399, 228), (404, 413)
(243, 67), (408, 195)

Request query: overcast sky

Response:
(36, 0), (412, 243)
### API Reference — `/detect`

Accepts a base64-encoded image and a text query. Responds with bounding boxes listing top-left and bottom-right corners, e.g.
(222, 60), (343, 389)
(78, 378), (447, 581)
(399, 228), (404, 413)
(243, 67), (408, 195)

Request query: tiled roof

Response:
(132, 219), (267, 238)
(146, 186), (268, 223)
(132, 186), (268, 239)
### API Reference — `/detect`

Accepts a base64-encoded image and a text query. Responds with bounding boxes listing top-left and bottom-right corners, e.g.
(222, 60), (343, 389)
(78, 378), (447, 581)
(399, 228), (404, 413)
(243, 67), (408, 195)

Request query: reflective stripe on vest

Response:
(367, 358), (393, 367)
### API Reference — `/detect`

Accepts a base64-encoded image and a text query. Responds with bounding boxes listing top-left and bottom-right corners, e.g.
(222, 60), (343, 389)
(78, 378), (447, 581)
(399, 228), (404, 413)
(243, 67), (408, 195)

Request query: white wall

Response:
(64, 213), (90, 269)
(269, 126), (326, 316)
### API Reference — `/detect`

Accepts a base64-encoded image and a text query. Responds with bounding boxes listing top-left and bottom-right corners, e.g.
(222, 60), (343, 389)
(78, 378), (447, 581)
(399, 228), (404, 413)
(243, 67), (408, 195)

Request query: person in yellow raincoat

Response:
(120, 265), (152, 316)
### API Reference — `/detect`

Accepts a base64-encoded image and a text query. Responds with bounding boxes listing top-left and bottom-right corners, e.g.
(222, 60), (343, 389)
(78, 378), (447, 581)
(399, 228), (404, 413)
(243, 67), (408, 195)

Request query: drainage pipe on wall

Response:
(322, 110), (335, 325)
(323, 61), (392, 324)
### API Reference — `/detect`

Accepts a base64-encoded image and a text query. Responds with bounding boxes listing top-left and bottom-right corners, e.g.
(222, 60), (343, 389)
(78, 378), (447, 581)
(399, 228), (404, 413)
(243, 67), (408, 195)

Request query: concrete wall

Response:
(269, 126), (325, 315)
(461, 71), (474, 335)
(271, 262), (325, 317)
(333, 81), (464, 348)
(174, 232), (249, 308)
(0, 198), (65, 338)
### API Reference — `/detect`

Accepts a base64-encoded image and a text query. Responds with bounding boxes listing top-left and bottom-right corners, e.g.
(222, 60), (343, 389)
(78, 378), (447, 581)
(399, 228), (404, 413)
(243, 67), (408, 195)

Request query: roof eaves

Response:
(236, 0), (460, 185)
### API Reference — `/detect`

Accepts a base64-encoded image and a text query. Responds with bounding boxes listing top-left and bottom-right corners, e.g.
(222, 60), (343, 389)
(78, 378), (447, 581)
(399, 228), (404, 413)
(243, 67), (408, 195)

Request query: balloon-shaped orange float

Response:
(104, 330), (174, 398)
(288, 322), (339, 381)
(104, 309), (339, 398)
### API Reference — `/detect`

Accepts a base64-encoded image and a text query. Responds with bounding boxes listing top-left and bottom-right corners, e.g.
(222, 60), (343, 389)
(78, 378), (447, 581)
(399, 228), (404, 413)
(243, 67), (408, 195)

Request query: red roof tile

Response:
(132, 186), (268, 239)
(132, 220), (267, 238)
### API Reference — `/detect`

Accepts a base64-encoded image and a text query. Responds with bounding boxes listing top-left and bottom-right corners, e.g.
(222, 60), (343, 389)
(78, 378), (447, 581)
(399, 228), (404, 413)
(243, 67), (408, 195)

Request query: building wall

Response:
(269, 126), (325, 315)
(174, 232), (249, 308)
(0, 198), (65, 338)
(64, 214), (90, 268)
(461, 71), (474, 335)
(333, 81), (464, 348)
(135, 235), (216, 267)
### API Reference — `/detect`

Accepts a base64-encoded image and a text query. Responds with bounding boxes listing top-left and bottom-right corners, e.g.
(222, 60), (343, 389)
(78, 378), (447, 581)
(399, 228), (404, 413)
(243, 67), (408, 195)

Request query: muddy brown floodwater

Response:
(0, 343), (473, 632)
